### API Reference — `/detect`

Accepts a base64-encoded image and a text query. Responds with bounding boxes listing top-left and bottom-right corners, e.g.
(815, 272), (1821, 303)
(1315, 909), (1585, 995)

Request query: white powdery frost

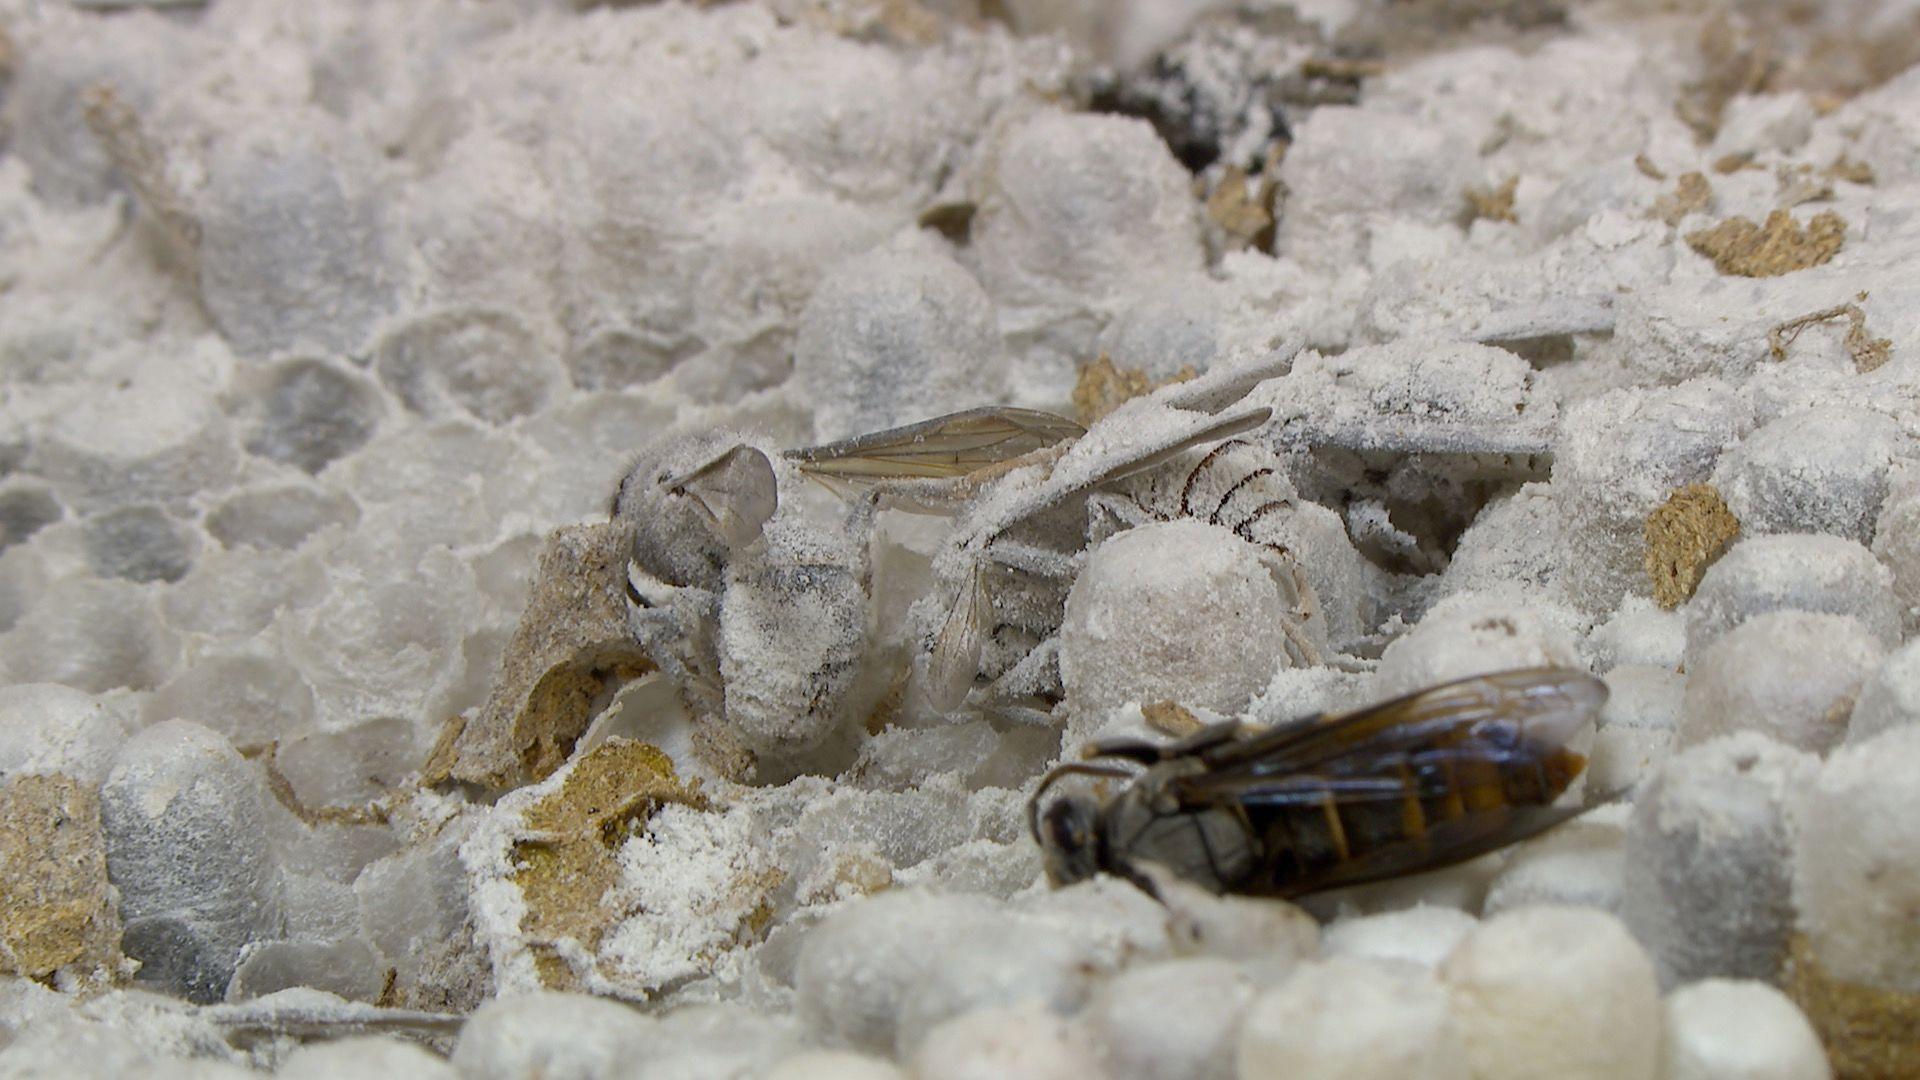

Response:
(0, 0), (1906, 1073)
(600, 805), (771, 991)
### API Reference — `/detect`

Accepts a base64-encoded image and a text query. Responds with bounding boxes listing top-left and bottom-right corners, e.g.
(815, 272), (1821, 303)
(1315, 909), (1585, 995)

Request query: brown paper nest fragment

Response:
(1073, 355), (1197, 427)
(1205, 145), (1285, 254)
(1465, 176), (1518, 225)
(1142, 700), (1205, 739)
(1686, 210), (1846, 277)
(1653, 171), (1713, 225)
(431, 520), (655, 791)
(0, 774), (126, 984)
(510, 739), (706, 989)
(1786, 935), (1920, 1080)
(1645, 483), (1741, 609)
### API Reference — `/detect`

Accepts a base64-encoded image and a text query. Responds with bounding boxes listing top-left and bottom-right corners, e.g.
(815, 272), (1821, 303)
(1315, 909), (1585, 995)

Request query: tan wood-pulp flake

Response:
(511, 739), (705, 990)
(1142, 700), (1205, 739)
(1465, 176), (1519, 224)
(1644, 483), (1741, 610)
(1786, 935), (1920, 1080)
(1072, 355), (1197, 427)
(0, 774), (125, 984)
(1686, 210), (1846, 277)
(1654, 172), (1713, 225)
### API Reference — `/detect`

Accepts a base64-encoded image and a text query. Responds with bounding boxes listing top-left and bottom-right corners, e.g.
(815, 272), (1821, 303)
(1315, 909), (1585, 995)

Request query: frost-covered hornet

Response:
(611, 430), (869, 775)
(783, 350), (1368, 723)
(1029, 667), (1604, 899)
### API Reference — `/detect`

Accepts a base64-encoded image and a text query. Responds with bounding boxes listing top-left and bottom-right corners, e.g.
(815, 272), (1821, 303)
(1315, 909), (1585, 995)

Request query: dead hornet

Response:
(784, 354), (1297, 721)
(613, 430), (868, 769)
(1029, 667), (1604, 899)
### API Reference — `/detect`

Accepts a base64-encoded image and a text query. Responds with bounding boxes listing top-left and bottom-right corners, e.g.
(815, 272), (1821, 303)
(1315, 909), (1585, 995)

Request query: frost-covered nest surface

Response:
(4, 0), (1920, 1076)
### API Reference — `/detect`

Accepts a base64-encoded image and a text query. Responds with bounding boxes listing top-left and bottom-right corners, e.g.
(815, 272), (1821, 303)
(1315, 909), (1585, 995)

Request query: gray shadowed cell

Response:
(242, 359), (383, 475)
(372, 309), (560, 425)
(206, 485), (360, 551)
(83, 504), (198, 584)
(196, 130), (402, 358)
(0, 486), (62, 552)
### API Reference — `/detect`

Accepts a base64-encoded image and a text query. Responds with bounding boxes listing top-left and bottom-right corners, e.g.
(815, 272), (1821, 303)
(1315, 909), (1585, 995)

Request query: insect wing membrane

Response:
(1190, 667), (1604, 782)
(785, 407), (1084, 484)
(666, 444), (778, 549)
(925, 565), (991, 713)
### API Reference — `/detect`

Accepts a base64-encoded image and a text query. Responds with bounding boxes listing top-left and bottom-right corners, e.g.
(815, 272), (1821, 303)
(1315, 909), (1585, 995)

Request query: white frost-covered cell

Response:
(1682, 533), (1900, 668)
(1060, 520), (1304, 718)
(1794, 724), (1920, 992)
(30, 341), (238, 511)
(1552, 380), (1751, 611)
(450, 991), (657, 1080)
(0, 577), (178, 693)
(973, 110), (1203, 358)
(1276, 106), (1478, 270)
(1711, 407), (1897, 544)
(1093, 272), (1231, 381)
(909, 1005), (1105, 1080)
(763, 1050), (906, 1080)
(1710, 93), (1815, 159)
(601, 1003), (802, 1080)
(791, 241), (1007, 441)
(1586, 599), (1686, 672)
(343, 422), (525, 562)
(1482, 813), (1626, 917)
(160, 544), (328, 642)
(143, 652), (314, 751)
(195, 121), (403, 358)
(1621, 732), (1814, 988)
(1157, 880), (1320, 979)
(281, 549), (478, 731)
(793, 890), (1007, 1053)
(680, 194), (892, 402)
(1872, 470), (1920, 632)
(1237, 957), (1468, 1080)
(1587, 664), (1682, 796)
(1078, 958), (1256, 1080)
(1661, 979), (1831, 1080)
(234, 358), (385, 477)
(1372, 590), (1582, 698)
(275, 718), (418, 807)
(741, 32), (957, 209)
(1611, 277), (1783, 385)
(1677, 611), (1883, 753)
(1849, 638), (1920, 743)
(1320, 907), (1479, 972)
(1440, 906), (1661, 1080)
(275, 1036), (458, 1080)
(371, 308), (566, 425)
(226, 936), (386, 1003)
(892, 918), (1105, 1057)
(99, 721), (287, 1003)
(405, 127), (563, 337)
(0, 683), (133, 784)
(205, 484), (359, 551)
(1437, 484), (1566, 600)
(353, 822), (469, 994)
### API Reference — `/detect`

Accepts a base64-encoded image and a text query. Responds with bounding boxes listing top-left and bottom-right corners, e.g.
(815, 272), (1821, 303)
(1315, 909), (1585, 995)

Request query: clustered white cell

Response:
(1, 0), (1918, 1077)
